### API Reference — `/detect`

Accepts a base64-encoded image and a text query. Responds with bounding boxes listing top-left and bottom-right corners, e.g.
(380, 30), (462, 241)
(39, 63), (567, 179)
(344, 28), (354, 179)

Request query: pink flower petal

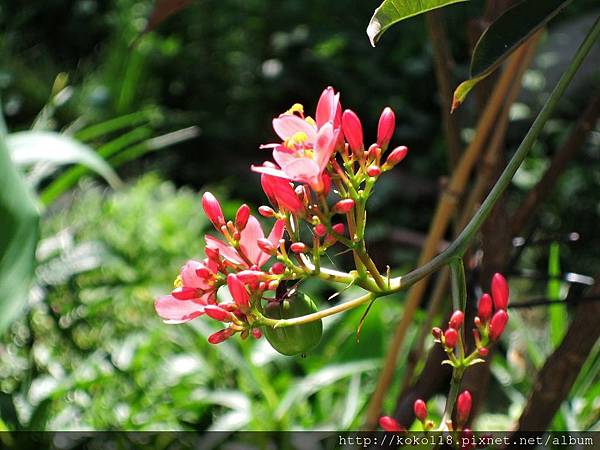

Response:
(257, 219), (285, 266)
(181, 260), (210, 289)
(315, 87), (341, 128)
(273, 115), (317, 142)
(205, 235), (245, 266)
(280, 158), (320, 184)
(238, 216), (265, 266)
(315, 123), (337, 171)
(154, 295), (204, 324)
(251, 164), (292, 180)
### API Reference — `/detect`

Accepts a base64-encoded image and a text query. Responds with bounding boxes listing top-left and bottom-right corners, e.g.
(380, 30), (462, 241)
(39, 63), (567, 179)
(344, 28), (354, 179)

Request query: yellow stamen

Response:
(285, 131), (308, 148)
(174, 275), (183, 288)
(305, 116), (316, 127)
(285, 103), (304, 116)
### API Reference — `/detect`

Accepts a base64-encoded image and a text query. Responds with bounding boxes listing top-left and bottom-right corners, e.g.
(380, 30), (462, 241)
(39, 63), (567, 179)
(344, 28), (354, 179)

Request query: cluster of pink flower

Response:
(154, 87), (409, 344)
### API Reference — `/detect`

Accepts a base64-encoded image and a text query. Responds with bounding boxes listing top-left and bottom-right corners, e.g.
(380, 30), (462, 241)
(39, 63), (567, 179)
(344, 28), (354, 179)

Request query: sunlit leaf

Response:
(367, 0), (468, 46)
(452, 0), (572, 109)
(6, 131), (122, 189)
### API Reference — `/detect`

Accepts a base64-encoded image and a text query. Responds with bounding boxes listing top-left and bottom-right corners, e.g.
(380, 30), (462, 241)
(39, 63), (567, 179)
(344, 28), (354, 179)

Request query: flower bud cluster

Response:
(432, 273), (510, 367)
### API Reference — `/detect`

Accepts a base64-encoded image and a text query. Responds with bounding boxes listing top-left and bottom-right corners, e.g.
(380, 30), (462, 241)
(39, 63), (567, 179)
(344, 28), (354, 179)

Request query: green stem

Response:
(439, 368), (464, 430)
(390, 15), (600, 293)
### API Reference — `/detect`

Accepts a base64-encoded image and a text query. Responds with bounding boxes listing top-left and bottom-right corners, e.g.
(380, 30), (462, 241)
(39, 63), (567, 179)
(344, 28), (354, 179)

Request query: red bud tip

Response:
(456, 390), (472, 425)
(377, 107), (395, 148)
(449, 310), (465, 330)
(331, 223), (345, 235)
(489, 309), (508, 341)
(491, 273), (509, 310)
(478, 347), (489, 357)
(444, 328), (458, 348)
(379, 416), (404, 432)
(385, 146), (408, 167)
(290, 242), (308, 254)
(258, 206), (276, 217)
(413, 399), (428, 421)
(208, 327), (234, 344)
(321, 173), (332, 195)
(227, 274), (250, 308)
(314, 223), (327, 237)
(342, 109), (364, 155)
(204, 305), (232, 322)
(367, 143), (382, 160)
(251, 329), (262, 339)
(477, 293), (493, 322)
(367, 165), (381, 177)
(431, 327), (442, 340)
(235, 204), (251, 231)
(333, 199), (355, 214)
(257, 238), (277, 255)
(202, 192), (225, 229)
(270, 262), (285, 275)
(171, 287), (200, 300)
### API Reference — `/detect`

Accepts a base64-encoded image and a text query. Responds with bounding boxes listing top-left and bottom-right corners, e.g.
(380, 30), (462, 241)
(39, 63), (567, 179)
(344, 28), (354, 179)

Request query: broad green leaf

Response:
(0, 133), (39, 334)
(452, 0), (572, 109)
(6, 131), (122, 189)
(367, 0), (468, 46)
(547, 242), (566, 348)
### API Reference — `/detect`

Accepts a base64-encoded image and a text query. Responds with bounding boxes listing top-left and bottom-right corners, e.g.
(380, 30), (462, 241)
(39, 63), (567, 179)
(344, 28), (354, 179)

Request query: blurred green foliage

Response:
(0, 0), (599, 433)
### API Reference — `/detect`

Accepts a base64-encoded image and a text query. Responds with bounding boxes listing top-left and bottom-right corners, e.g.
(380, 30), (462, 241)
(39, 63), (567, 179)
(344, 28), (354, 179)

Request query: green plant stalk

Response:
(261, 14), (600, 329)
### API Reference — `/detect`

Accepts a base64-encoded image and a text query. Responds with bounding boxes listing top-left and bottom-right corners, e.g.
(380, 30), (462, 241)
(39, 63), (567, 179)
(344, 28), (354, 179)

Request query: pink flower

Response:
(342, 109), (363, 155)
(227, 274), (250, 309)
(252, 87), (342, 192)
(205, 216), (285, 268)
(155, 259), (219, 324)
(377, 107), (395, 148)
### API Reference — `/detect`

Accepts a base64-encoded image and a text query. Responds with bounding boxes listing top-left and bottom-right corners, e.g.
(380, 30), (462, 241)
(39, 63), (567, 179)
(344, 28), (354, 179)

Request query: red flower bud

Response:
(314, 223), (327, 237)
(235, 204), (251, 231)
(252, 328), (262, 339)
(333, 199), (355, 214)
(227, 274), (250, 309)
(208, 327), (234, 344)
(384, 145), (408, 167)
(491, 273), (509, 310)
(331, 223), (345, 235)
(367, 165), (381, 177)
(321, 173), (332, 195)
(413, 399), (428, 421)
(379, 416), (404, 432)
(367, 143), (381, 160)
(477, 293), (493, 322)
(257, 238), (277, 255)
(444, 328), (458, 348)
(377, 107), (395, 148)
(270, 262), (285, 275)
(204, 305), (232, 322)
(342, 109), (364, 155)
(478, 347), (489, 357)
(258, 206), (276, 217)
(290, 242), (308, 254)
(431, 327), (442, 340)
(456, 390), (472, 425)
(202, 192), (225, 229)
(489, 309), (508, 341)
(449, 310), (464, 330)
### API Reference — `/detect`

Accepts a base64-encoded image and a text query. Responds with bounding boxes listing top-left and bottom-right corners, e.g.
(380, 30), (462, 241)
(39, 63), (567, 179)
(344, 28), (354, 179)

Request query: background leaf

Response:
(6, 131), (122, 189)
(452, 0), (573, 108)
(367, 0), (468, 46)
(0, 129), (39, 334)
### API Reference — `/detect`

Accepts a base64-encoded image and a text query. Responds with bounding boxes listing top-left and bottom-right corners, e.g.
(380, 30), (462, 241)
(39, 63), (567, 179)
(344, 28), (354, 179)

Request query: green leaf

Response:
(547, 242), (566, 348)
(0, 133), (39, 334)
(6, 131), (122, 189)
(452, 0), (572, 109)
(367, 0), (468, 46)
